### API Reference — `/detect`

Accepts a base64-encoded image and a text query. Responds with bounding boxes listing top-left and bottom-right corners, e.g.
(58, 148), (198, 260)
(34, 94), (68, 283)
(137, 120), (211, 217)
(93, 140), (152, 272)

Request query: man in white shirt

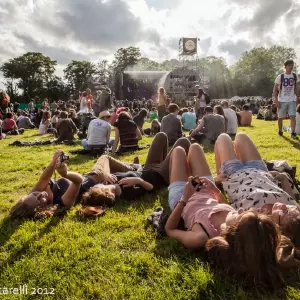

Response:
(273, 59), (299, 139)
(82, 111), (114, 151)
(221, 100), (238, 137)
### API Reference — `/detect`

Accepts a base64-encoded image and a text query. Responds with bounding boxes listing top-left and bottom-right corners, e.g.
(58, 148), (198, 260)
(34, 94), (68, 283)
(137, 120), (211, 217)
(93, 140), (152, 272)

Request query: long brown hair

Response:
(205, 209), (283, 288)
(82, 186), (116, 207)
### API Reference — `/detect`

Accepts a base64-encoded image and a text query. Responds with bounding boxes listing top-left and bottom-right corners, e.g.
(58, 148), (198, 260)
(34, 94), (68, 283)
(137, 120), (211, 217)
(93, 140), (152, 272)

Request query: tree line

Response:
(0, 45), (297, 103)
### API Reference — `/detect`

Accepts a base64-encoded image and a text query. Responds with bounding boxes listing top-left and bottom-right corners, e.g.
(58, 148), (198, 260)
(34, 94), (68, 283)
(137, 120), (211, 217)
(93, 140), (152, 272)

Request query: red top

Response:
(86, 95), (93, 108)
(2, 118), (16, 131)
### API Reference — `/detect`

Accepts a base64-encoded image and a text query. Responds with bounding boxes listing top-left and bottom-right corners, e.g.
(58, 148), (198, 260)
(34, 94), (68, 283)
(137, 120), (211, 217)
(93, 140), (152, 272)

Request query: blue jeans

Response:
(220, 159), (268, 177)
(168, 175), (214, 210)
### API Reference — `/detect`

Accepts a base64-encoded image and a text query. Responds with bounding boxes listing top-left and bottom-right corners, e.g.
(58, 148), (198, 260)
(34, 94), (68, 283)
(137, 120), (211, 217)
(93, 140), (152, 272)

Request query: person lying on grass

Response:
(165, 144), (284, 288)
(10, 150), (83, 219)
(81, 132), (191, 204)
(214, 132), (300, 247)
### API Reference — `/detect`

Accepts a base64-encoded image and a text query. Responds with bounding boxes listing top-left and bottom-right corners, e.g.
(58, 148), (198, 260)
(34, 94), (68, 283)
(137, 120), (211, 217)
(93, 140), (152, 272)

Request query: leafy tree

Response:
(111, 47), (141, 73)
(0, 52), (57, 102)
(199, 56), (233, 99)
(45, 76), (68, 101)
(64, 60), (97, 96)
(231, 46), (297, 97)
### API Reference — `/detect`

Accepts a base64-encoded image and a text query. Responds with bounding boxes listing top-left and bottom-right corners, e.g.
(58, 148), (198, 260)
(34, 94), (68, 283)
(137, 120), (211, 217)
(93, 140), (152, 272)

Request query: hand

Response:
(274, 101), (279, 108)
(56, 163), (68, 177)
(182, 177), (197, 202)
(52, 150), (63, 164)
(119, 177), (141, 187)
(270, 171), (288, 182)
(198, 177), (220, 194)
(105, 174), (118, 184)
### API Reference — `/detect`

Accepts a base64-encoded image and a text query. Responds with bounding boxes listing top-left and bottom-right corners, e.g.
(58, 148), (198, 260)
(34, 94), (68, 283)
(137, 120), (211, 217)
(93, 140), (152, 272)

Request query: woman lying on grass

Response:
(10, 150), (83, 219)
(214, 132), (300, 247)
(81, 132), (191, 204)
(165, 144), (284, 288)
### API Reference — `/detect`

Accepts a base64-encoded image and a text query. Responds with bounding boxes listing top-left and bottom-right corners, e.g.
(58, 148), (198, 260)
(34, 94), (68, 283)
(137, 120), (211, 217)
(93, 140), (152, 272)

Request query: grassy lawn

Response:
(0, 119), (300, 299)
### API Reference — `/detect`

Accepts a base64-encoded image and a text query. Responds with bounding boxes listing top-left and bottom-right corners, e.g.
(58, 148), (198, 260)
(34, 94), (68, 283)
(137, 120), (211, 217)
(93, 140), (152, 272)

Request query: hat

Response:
(99, 111), (111, 119)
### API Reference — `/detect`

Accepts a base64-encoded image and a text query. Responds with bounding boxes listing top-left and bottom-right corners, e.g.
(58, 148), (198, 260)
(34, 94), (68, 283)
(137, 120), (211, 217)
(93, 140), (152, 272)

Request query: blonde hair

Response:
(158, 87), (165, 95)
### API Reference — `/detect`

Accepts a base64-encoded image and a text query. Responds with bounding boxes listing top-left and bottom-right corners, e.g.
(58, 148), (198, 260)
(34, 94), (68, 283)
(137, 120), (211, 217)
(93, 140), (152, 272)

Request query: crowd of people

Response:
(1, 59), (300, 289)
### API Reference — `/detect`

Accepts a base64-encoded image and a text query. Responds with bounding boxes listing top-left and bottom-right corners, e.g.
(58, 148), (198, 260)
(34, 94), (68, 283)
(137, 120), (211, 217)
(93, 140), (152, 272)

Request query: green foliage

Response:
(1, 120), (300, 299)
(231, 46), (297, 97)
(111, 46), (141, 73)
(63, 60), (98, 96)
(0, 52), (57, 102)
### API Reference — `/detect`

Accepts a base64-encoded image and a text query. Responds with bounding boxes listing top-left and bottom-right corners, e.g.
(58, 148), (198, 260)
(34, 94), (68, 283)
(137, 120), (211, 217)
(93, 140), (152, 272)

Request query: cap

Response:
(99, 110), (111, 118)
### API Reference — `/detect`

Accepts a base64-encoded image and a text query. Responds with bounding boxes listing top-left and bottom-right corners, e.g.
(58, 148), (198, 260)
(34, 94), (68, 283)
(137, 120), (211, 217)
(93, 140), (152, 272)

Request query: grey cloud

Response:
(58, 0), (160, 49)
(232, 0), (293, 37)
(219, 39), (251, 58)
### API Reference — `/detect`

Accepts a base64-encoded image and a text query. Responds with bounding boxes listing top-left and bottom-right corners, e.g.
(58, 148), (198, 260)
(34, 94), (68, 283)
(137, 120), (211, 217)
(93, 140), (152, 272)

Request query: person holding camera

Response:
(165, 143), (284, 288)
(10, 150), (83, 219)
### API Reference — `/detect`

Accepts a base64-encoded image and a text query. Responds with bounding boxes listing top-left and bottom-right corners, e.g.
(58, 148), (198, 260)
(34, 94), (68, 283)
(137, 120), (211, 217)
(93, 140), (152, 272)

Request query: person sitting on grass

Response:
(143, 119), (161, 136)
(239, 104), (252, 126)
(82, 110), (114, 153)
(182, 108), (197, 131)
(10, 150), (83, 219)
(165, 143), (284, 288)
(161, 103), (183, 146)
(2, 112), (24, 135)
(17, 111), (35, 129)
(149, 107), (158, 122)
(39, 111), (56, 135)
(133, 108), (148, 135)
(56, 111), (78, 142)
(112, 112), (142, 154)
(189, 106), (225, 144)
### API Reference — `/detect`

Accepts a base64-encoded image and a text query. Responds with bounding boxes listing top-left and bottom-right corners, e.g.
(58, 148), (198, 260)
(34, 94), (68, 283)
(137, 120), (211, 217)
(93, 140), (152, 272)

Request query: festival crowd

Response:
(1, 59), (300, 288)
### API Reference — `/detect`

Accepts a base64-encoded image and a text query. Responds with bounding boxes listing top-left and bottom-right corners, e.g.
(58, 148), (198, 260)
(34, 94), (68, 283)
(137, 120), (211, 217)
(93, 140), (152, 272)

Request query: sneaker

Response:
(291, 132), (298, 139)
(278, 131), (283, 136)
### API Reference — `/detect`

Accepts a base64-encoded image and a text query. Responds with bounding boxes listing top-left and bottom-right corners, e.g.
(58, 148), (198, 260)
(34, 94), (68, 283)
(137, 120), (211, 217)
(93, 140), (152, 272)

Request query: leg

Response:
(169, 147), (189, 183)
(158, 137), (191, 183)
(187, 144), (212, 177)
(234, 132), (261, 162)
(277, 102), (287, 133)
(214, 133), (238, 174)
(291, 116), (296, 133)
(82, 139), (88, 150)
(144, 132), (168, 166)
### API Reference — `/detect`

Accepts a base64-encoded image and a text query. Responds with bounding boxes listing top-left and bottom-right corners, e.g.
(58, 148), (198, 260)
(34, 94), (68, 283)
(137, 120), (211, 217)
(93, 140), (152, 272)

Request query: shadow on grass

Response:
(0, 217), (26, 248)
(282, 136), (300, 150)
(0, 216), (65, 268)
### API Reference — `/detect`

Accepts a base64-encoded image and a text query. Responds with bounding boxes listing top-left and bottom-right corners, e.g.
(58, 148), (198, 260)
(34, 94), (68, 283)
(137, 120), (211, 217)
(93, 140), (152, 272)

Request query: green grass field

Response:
(0, 119), (300, 300)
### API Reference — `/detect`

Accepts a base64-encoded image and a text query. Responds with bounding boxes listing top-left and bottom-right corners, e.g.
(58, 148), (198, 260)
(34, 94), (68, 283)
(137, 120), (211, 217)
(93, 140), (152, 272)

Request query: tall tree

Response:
(64, 60), (97, 95)
(45, 76), (68, 101)
(0, 52), (57, 102)
(111, 47), (141, 73)
(230, 46), (297, 97)
(199, 56), (233, 99)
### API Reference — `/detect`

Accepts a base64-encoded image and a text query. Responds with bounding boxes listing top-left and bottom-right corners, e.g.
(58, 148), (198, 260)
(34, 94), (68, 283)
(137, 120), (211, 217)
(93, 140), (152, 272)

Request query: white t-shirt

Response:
(87, 118), (111, 146)
(275, 73), (299, 102)
(223, 108), (238, 134)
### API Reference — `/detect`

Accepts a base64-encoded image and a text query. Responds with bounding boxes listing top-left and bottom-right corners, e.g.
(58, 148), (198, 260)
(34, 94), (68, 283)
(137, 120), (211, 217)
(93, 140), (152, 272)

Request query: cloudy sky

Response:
(0, 0), (300, 84)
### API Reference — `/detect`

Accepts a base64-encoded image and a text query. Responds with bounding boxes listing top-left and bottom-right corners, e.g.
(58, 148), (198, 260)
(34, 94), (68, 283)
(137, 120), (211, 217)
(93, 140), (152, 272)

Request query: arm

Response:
(165, 199), (208, 248)
(70, 119), (77, 133)
(119, 177), (153, 191)
(13, 120), (18, 130)
(30, 150), (62, 193)
(112, 127), (120, 154)
(136, 127), (142, 140)
(56, 164), (83, 208)
(106, 125), (111, 145)
(190, 119), (204, 138)
(273, 83), (280, 106)
(280, 176), (296, 200)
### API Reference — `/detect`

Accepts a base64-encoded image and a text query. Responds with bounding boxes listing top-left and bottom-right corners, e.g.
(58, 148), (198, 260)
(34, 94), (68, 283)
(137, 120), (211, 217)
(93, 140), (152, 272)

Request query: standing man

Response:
(273, 59), (299, 139)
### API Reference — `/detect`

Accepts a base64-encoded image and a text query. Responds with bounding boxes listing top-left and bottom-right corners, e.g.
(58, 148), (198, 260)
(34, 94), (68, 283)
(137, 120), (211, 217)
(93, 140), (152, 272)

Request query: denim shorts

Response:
(220, 159), (268, 177)
(168, 175), (214, 210)
(278, 101), (296, 118)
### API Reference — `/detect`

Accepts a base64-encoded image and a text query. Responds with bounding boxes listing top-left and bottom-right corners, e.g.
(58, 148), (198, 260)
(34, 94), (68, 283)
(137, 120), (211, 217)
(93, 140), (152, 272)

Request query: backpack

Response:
(280, 73), (298, 96)
(204, 92), (210, 105)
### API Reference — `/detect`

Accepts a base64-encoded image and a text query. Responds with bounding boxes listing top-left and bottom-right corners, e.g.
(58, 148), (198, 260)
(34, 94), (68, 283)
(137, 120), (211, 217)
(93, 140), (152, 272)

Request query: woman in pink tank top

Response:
(165, 143), (284, 288)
